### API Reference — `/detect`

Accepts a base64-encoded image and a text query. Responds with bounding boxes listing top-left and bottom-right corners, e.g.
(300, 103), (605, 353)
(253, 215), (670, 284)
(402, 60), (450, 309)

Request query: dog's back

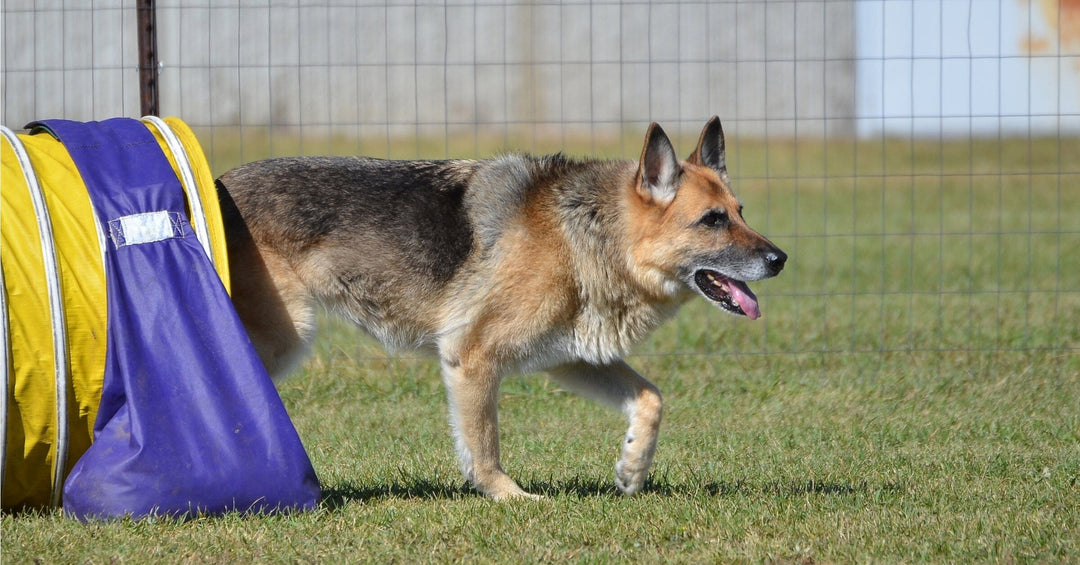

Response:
(221, 157), (476, 283)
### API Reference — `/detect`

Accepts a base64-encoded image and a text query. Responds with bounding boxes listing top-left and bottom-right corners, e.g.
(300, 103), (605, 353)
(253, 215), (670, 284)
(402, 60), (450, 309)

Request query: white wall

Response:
(855, 0), (1080, 137)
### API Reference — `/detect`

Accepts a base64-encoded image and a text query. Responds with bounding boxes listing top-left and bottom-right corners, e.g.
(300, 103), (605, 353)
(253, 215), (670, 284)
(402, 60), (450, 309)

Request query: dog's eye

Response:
(699, 209), (728, 228)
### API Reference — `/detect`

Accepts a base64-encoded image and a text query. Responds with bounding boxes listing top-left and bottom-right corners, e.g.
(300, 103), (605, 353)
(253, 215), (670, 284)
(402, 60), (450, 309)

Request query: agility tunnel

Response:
(1, 117), (319, 519)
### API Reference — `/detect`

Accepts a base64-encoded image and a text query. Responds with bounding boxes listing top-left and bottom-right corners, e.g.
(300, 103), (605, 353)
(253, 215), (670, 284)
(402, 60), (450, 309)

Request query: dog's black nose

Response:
(764, 249), (787, 275)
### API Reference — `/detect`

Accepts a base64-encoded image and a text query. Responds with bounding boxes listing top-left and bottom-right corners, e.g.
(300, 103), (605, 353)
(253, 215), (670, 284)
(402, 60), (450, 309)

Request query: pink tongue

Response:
(727, 279), (761, 320)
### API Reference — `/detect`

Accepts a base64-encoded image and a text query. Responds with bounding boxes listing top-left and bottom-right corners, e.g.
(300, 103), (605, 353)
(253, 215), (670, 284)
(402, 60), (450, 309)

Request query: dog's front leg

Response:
(440, 356), (539, 500)
(547, 360), (662, 495)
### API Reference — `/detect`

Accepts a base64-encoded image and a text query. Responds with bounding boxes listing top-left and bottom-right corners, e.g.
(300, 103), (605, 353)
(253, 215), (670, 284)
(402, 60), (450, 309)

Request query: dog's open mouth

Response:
(694, 269), (761, 319)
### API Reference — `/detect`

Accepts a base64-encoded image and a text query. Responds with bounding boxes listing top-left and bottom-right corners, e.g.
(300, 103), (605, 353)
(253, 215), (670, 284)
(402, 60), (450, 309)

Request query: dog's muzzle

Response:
(691, 246), (786, 320)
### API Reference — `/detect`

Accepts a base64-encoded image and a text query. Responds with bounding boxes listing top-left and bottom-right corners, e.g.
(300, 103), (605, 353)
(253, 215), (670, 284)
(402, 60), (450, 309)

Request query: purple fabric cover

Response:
(31, 119), (320, 520)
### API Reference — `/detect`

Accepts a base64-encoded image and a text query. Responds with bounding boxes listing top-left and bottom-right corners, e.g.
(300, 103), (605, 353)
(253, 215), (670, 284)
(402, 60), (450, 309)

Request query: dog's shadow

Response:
(319, 475), (900, 509)
(320, 475), (649, 508)
(320, 477), (470, 508)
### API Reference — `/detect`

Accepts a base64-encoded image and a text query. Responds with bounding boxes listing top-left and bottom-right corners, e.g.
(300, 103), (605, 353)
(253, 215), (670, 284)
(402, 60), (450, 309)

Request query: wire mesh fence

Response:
(2, 0), (1076, 378)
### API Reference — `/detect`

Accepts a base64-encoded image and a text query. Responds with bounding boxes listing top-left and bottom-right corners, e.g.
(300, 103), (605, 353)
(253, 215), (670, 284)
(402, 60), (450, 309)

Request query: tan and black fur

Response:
(216, 117), (786, 499)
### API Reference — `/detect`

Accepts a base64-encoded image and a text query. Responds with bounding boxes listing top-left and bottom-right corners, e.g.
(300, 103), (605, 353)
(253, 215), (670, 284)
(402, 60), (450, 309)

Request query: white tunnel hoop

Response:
(141, 116), (217, 268)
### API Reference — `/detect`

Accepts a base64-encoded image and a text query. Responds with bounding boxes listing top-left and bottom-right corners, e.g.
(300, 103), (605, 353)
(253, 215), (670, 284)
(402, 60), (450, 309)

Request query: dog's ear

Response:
(635, 122), (680, 205)
(688, 116), (729, 183)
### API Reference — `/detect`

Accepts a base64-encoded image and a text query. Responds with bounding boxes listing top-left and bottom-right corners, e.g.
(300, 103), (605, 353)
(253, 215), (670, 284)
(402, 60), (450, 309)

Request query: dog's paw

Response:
(492, 489), (544, 502)
(477, 473), (543, 501)
(488, 484), (544, 501)
(614, 458), (649, 495)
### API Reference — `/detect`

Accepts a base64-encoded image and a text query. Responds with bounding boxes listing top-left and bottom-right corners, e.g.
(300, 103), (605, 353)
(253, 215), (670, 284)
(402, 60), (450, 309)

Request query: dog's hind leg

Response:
(547, 360), (662, 495)
(228, 241), (316, 380)
(440, 355), (540, 500)
(220, 181), (316, 379)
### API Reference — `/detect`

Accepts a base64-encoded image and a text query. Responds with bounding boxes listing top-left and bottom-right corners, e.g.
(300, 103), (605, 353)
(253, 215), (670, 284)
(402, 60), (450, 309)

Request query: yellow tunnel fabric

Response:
(0, 117), (227, 510)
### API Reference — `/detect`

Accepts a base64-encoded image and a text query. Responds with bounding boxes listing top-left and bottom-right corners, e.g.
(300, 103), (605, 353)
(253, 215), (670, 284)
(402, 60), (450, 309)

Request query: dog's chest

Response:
(566, 298), (681, 365)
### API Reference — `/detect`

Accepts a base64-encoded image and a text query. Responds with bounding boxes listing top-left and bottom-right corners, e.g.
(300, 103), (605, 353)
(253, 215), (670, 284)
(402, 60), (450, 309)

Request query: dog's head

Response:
(628, 117), (786, 319)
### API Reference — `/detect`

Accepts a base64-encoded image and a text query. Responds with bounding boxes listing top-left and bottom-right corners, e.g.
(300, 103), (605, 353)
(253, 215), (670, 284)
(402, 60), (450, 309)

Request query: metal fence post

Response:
(137, 0), (159, 117)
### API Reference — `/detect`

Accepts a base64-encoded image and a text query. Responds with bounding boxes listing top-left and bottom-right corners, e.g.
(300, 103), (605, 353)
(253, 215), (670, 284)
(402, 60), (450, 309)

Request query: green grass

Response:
(3, 135), (1078, 563)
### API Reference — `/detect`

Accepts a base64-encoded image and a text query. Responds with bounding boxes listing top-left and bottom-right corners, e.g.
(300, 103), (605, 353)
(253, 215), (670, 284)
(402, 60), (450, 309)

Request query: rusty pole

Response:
(137, 0), (159, 117)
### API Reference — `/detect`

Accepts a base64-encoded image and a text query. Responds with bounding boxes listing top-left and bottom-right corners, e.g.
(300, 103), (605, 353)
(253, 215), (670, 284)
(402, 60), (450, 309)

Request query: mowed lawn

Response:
(4, 135), (1078, 562)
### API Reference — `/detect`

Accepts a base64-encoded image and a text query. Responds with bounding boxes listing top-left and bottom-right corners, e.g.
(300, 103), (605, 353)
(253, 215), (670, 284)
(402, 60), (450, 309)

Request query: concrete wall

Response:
(2, 1), (140, 127)
(3, 1), (856, 143)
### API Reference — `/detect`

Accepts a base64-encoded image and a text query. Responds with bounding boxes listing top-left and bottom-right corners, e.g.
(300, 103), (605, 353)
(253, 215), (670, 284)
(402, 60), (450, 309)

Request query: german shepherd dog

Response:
(216, 117), (786, 499)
